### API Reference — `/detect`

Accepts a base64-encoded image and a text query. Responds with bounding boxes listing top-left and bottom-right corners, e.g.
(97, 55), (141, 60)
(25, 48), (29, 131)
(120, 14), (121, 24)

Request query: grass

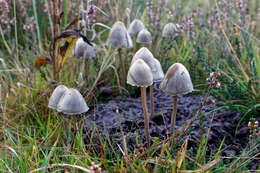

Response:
(0, 0), (259, 172)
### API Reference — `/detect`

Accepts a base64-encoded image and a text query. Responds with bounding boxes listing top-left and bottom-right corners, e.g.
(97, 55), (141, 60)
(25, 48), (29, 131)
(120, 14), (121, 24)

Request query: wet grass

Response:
(0, 0), (259, 172)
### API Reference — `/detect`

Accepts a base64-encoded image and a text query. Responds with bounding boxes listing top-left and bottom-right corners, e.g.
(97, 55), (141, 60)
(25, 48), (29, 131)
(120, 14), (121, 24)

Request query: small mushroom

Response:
(162, 23), (179, 38)
(136, 29), (152, 47)
(73, 37), (96, 59)
(131, 47), (164, 119)
(57, 88), (89, 115)
(106, 21), (133, 88)
(48, 85), (68, 109)
(128, 19), (145, 36)
(160, 63), (193, 135)
(127, 59), (153, 147)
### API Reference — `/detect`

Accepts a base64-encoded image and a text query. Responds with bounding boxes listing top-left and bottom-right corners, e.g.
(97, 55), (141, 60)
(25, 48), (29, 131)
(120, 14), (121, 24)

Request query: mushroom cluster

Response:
(48, 85), (89, 137)
(127, 47), (164, 146)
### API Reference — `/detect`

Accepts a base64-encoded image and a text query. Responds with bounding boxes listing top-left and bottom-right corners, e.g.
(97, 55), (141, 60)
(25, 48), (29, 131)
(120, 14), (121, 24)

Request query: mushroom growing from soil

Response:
(131, 47), (164, 119)
(48, 86), (89, 137)
(127, 59), (153, 147)
(107, 21), (133, 89)
(159, 63), (193, 135)
(136, 29), (152, 48)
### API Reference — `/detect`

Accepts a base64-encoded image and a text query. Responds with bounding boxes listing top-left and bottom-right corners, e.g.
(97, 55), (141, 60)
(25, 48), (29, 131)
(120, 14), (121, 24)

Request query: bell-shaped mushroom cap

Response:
(136, 29), (152, 44)
(127, 59), (153, 87)
(48, 85), (68, 109)
(162, 23), (179, 38)
(57, 88), (89, 115)
(106, 21), (133, 48)
(73, 38), (96, 59)
(160, 63), (193, 96)
(128, 19), (145, 36)
(131, 47), (164, 82)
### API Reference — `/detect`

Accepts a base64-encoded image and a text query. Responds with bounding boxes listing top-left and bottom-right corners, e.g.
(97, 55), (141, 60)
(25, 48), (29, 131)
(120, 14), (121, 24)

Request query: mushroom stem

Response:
(118, 48), (126, 88)
(170, 96), (178, 135)
(141, 87), (150, 147)
(150, 84), (154, 119)
(84, 59), (89, 87)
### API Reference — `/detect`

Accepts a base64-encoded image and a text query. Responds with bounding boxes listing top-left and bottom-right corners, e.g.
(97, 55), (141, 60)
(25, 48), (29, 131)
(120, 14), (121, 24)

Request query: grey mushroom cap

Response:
(73, 38), (96, 59)
(57, 88), (89, 115)
(128, 19), (145, 36)
(127, 59), (153, 87)
(136, 29), (152, 44)
(131, 47), (164, 82)
(160, 63), (193, 96)
(48, 85), (68, 109)
(106, 21), (133, 48)
(162, 23), (179, 38)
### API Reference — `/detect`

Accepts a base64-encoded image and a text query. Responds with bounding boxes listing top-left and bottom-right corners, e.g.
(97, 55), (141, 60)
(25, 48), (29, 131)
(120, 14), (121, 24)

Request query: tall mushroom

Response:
(107, 21), (133, 88)
(136, 29), (152, 48)
(159, 63), (193, 135)
(73, 37), (96, 87)
(161, 23), (179, 64)
(131, 47), (164, 119)
(127, 59), (153, 147)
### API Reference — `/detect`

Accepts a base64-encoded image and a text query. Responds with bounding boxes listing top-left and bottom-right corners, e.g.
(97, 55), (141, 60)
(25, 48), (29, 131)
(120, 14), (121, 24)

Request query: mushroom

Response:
(162, 23), (179, 39)
(57, 88), (89, 115)
(107, 21), (133, 88)
(159, 63), (193, 135)
(73, 37), (96, 87)
(48, 85), (69, 109)
(73, 37), (96, 59)
(136, 29), (152, 48)
(48, 86), (89, 137)
(127, 59), (153, 147)
(128, 19), (145, 36)
(131, 47), (164, 119)
(161, 23), (179, 64)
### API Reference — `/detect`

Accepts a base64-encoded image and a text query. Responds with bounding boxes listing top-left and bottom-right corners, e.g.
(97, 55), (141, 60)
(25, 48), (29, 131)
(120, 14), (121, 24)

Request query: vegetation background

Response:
(0, 0), (259, 172)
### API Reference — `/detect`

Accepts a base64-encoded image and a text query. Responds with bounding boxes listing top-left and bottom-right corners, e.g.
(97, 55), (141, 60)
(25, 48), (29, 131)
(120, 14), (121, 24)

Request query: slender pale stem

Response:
(150, 85), (154, 119)
(170, 96), (178, 135)
(141, 87), (150, 147)
(118, 48), (126, 88)
(84, 59), (89, 87)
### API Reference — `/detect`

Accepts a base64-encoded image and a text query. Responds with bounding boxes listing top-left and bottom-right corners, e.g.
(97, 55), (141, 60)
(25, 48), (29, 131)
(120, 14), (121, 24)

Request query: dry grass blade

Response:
(177, 138), (188, 169)
(29, 163), (93, 173)
(180, 156), (221, 173)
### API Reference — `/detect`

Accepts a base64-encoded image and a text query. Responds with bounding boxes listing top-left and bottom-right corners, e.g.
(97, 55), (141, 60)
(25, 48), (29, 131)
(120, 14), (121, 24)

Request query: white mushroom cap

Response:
(127, 59), (153, 87)
(73, 38), (96, 59)
(57, 88), (89, 115)
(48, 85), (68, 109)
(131, 47), (164, 82)
(136, 29), (152, 44)
(160, 63), (193, 96)
(128, 19), (145, 36)
(162, 23), (179, 38)
(106, 21), (133, 48)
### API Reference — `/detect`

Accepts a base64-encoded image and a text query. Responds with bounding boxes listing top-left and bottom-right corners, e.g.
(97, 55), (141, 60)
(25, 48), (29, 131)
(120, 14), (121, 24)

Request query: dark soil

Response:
(83, 83), (259, 170)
